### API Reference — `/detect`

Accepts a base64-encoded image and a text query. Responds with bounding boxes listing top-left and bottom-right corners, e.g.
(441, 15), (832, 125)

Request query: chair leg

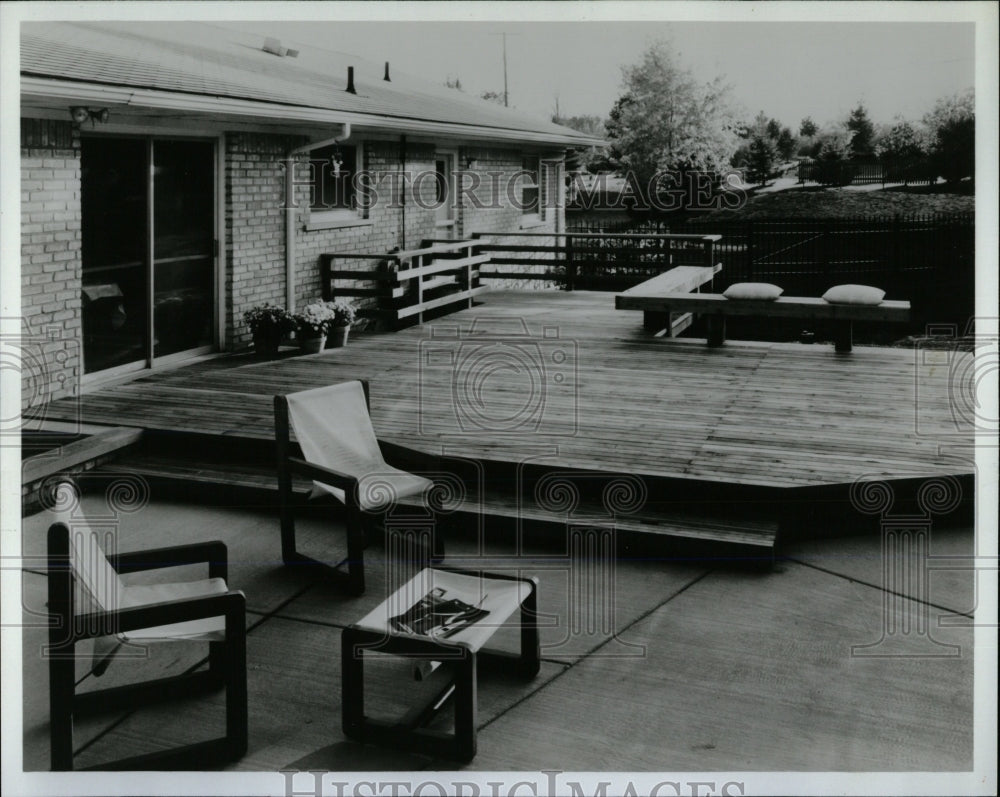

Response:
(519, 580), (541, 679)
(225, 600), (248, 758)
(345, 513), (367, 595)
(341, 628), (364, 741)
(49, 654), (75, 771)
(278, 489), (298, 566)
(453, 651), (477, 761)
(208, 640), (226, 688)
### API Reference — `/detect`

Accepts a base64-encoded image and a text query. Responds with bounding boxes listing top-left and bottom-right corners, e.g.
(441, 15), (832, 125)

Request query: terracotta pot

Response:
(299, 333), (327, 354)
(328, 325), (350, 348)
(252, 328), (281, 357)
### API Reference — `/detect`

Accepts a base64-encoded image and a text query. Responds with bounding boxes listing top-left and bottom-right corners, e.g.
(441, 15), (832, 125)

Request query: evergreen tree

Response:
(846, 103), (876, 159)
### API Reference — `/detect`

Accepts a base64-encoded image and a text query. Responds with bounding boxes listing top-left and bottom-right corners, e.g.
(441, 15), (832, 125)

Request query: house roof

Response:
(21, 21), (603, 148)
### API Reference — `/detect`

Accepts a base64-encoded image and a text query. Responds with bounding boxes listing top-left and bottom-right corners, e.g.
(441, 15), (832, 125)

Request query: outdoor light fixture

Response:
(465, 158), (478, 170)
(69, 106), (110, 125)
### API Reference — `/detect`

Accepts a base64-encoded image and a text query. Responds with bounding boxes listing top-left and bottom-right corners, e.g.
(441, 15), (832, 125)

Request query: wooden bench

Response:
(615, 290), (911, 352)
(321, 240), (490, 326)
(615, 264), (722, 336)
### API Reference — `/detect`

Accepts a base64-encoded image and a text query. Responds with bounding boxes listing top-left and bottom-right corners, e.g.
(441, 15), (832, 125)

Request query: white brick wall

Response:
(19, 118), (82, 407)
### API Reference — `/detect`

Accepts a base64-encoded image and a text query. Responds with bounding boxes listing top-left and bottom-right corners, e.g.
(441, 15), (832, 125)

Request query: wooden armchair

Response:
(46, 482), (247, 770)
(274, 379), (443, 595)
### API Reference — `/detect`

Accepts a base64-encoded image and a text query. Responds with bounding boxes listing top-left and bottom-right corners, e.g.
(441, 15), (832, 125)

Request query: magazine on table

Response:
(389, 585), (491, 640)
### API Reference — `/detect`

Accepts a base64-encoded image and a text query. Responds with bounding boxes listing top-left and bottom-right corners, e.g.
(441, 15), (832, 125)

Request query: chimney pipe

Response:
(384, 62), (391, 82)
(346, 66), (356, 94)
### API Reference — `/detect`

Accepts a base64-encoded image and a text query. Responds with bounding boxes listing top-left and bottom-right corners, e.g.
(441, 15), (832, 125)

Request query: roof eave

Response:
(22, 76), (603, 148)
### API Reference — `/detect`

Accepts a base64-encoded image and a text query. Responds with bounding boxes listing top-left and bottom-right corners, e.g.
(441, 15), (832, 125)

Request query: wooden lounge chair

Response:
(274, 379), (442, 594)
(45, 481), (248, 770)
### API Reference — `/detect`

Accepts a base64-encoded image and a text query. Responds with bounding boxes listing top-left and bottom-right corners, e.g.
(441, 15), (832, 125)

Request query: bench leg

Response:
(707, 315), (726, 347)
(643, 310), (669, 333)
(834, 321), (853, 354)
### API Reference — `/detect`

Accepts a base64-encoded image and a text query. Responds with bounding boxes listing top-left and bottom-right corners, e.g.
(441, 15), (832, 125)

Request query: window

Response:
(521, 156), (540, 223)
(434, 151), (457, 228)
(307, 143), (367, 227)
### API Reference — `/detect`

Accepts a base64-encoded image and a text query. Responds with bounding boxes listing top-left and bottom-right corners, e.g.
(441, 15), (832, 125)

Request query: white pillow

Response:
(723, 282), (784, 301)
(822, 284), (885, 305)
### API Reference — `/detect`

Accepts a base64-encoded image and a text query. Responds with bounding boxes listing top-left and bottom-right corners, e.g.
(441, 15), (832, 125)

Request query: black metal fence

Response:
(797, 158), (937, 187)
(562, 212), (975, 328)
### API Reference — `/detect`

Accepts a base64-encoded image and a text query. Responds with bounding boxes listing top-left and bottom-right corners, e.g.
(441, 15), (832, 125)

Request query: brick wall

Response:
(290, 140), (564, 329)
(18, 121), (568, 405)
(20, 118), (83, 407)
(460, 147), (563, 291)
(293, 140), (438, 320)
(224, 132), (307, 348)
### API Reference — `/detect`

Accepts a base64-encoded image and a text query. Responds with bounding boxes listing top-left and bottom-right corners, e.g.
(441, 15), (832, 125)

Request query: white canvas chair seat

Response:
(116, 579), (228, 641)
(62, 512), (227, 666)
(285, 381), (433, 509)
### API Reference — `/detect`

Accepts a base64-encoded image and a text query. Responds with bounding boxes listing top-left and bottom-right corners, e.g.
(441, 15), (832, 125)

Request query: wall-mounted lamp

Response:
(464, 158), (478, 170)
(69, 107), (110, 126)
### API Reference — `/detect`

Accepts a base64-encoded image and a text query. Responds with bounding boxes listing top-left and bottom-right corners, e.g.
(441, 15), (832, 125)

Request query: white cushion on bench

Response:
(822, 284), (885, 305)
(723, 282), (784, 301)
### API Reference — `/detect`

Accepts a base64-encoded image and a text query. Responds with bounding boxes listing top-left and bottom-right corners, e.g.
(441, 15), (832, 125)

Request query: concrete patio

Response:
(20, 491), (974, 774)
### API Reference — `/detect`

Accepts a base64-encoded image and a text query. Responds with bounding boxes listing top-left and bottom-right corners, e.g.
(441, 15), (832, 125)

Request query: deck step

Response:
(400, 490), (777, 555)
(116, 450), (777, 561)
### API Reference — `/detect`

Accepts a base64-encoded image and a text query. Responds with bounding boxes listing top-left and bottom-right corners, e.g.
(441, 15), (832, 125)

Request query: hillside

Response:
(690, 183), (974, 222)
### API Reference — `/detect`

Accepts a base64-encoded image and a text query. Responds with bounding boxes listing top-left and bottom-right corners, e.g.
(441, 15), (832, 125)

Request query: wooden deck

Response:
(41, 290), (972, 490)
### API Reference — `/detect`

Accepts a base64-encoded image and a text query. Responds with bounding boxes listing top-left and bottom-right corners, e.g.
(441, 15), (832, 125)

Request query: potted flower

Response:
(325, 300), (356, 348)
(243, 303), (295, 357)
(293, 301), (338, 353)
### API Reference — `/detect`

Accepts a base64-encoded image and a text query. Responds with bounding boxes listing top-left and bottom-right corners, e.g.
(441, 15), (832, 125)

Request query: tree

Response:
(746, 134), (778, 185)
(605, 41), (739, 203)
(765, 118), (782, 141)
(923, 89), (974, 184)
(480, 90), (505, 105)
(444, 76), (463, 91)
(876, 119), (928, 183)
(776, 127), (797, 161)
(552, 114), (605, 138)
(553, 114), (609, 173)
(812, 127), (854, 185)
(846, 103), (876, 159)
(799, 117), (818, 138)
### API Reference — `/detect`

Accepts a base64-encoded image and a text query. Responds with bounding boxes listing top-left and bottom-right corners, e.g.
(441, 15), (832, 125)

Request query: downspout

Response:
(284, 123), (351, 312)
(399, 134), (407, 251)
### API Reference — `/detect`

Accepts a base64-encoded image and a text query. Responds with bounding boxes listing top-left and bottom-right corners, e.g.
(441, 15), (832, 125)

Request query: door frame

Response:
(80, 130), (223, 386)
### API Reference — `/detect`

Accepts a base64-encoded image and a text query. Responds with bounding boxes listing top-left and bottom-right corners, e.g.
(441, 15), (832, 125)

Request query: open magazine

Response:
(389, 585), (491, 639)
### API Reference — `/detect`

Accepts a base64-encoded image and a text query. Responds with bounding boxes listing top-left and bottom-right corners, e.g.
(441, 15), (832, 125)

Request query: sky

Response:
(218, 19), (976, 130)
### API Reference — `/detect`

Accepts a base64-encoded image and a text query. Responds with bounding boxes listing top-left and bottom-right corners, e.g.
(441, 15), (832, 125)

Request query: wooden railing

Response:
(320, 240), (490, 325)
(430, 231), (723, 292)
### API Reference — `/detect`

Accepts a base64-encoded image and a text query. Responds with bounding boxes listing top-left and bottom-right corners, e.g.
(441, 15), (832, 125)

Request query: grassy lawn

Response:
(691, 181), (974, 221)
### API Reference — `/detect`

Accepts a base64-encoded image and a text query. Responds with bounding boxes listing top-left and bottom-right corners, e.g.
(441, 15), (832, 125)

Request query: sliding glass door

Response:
(81, 136), (216, 375)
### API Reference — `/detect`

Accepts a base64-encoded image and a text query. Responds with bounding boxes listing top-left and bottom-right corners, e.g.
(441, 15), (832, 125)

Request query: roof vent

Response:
(384, 62), (391, 82)
(346, 66), (356, 94)
(263, 37), (298, 58)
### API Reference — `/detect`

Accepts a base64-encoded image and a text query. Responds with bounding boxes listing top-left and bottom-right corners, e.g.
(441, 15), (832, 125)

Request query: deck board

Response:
(41, 290), (971, 489)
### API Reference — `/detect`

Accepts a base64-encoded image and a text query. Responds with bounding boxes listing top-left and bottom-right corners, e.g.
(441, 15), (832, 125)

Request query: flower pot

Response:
(299, 333), (327, 354)
(252, 328), (282, 357)
(328, 325), (350, 348)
